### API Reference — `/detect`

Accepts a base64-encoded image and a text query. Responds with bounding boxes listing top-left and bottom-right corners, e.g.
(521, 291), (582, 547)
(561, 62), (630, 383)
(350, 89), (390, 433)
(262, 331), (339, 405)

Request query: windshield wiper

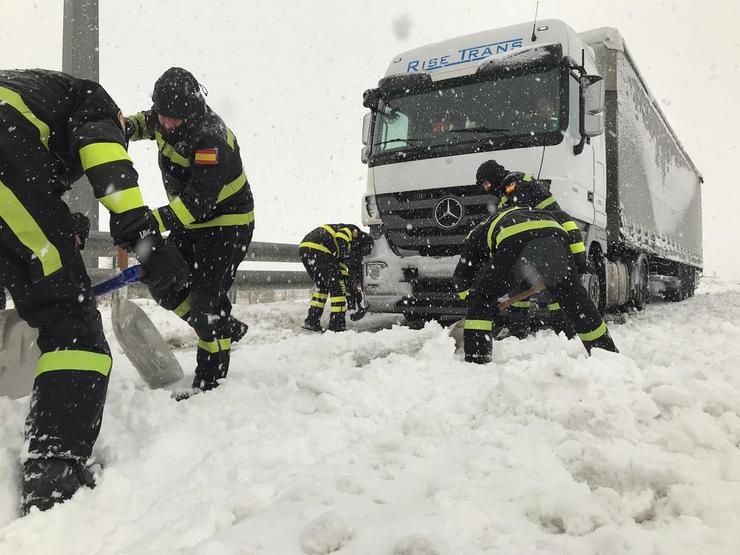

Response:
(448, 127), (510, 135)
(372, 138), (423, 147)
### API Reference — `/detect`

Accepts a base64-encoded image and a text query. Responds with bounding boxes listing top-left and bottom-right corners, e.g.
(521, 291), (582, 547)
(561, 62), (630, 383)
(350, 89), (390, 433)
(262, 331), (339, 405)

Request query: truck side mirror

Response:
(361, 146), (369, 164)
(363, 88), (380, 110)
(581, 75), (605, 137)
(362, 112), (372, 146)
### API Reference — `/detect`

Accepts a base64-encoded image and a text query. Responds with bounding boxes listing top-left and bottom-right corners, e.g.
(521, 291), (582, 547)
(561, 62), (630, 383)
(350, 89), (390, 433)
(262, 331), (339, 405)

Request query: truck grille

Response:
(376, 185), (493, 256)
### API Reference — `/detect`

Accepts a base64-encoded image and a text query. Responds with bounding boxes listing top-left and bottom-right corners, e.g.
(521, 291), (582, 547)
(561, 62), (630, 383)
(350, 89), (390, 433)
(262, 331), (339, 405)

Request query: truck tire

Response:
(583, 258), (605, 315)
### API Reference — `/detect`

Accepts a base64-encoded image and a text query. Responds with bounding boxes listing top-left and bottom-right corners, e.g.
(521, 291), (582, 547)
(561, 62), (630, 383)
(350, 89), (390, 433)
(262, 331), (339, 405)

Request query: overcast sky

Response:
(1, 0), (738, 278)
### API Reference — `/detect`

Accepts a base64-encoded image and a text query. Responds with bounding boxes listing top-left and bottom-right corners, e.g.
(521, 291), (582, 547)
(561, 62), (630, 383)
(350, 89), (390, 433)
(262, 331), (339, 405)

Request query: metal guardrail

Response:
(86, 231), (312, 291)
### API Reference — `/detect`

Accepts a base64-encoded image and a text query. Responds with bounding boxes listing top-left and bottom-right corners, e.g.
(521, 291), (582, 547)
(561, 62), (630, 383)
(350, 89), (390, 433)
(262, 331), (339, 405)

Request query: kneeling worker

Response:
(455, 205), (617, 363)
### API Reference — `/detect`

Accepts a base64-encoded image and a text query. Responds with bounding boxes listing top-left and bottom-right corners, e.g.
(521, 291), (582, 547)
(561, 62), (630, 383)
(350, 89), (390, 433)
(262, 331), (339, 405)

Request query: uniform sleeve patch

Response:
(194, 148), (219, 165)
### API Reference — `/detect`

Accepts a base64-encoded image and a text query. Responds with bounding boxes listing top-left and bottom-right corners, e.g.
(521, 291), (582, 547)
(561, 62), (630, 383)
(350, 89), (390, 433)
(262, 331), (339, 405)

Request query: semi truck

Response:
(359, 19), (703, 320)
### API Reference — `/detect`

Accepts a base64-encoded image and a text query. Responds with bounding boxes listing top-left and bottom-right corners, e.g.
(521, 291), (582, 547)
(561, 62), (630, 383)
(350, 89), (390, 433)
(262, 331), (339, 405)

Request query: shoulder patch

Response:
(194, 148), (219, 165)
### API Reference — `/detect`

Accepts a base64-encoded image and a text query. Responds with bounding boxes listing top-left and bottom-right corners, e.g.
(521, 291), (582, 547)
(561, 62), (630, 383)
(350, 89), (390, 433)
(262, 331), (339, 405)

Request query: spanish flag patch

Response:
(194, 148), (218, 165)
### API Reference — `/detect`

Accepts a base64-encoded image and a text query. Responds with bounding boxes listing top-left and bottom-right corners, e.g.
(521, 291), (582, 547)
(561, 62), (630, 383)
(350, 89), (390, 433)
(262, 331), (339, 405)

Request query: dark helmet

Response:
(152, 67), (206, 121)
(346, 225), (374, 257)
(357, 232), (374, 257)
(475, 160), (509, 194)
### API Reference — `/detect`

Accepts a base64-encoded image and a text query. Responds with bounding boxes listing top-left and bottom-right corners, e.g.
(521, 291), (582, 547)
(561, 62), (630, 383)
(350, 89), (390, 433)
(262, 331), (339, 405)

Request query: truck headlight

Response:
(365, 262), (388, 280)
(365, 195), (380, 220)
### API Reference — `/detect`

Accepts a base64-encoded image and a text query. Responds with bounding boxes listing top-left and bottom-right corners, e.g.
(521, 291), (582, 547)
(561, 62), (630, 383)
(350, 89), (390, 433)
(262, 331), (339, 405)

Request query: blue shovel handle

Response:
(92, 265), (144, 297)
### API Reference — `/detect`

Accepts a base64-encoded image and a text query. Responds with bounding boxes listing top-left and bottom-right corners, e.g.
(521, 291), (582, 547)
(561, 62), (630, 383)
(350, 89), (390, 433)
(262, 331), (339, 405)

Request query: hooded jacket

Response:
(125, 68), (254, 232)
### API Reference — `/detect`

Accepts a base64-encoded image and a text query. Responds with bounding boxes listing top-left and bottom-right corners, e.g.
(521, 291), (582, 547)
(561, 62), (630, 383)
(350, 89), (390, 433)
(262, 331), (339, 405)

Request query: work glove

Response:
(133, 231), (189, 292)
(71, 212), (91, 250)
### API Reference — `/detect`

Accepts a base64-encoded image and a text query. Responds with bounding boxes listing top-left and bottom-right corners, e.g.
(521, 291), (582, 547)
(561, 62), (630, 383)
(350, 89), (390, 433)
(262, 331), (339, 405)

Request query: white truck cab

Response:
(360, 19), (701, 318)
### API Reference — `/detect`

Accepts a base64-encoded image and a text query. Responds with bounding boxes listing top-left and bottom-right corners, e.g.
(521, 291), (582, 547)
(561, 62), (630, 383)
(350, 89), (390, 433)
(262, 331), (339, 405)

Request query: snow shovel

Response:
(0, 266), (183, 400)
(448, 282), (546, 350)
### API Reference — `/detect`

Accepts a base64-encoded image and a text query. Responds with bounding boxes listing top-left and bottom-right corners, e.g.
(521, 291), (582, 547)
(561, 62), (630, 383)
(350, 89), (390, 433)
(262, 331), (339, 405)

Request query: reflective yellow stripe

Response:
(535, 196), (556, 209)
(578, 321), (607, 342)
(486, 207), (521, 251)
(152, 209), (166, 232)
(523, 175), (533, 182)
(562, 220), (579, 232)
(226, 128), (235, 149)
(218, 338), (232, 351)
(174, 296), (192, 318)
(155, 132), (191, 167)
(496, 220), (563, 247)
(79, 142), (131, 171)
(216, 172), (247, 204)
(169, 197), (196, 225)
(512, 301), (530, 308)
(321, 225), (341, 254)
(299, 241), (333, 255)
(458, 290), (469, 300)
(98, 187), (144, 214)
(497, 195), (508, 209)
(547, 303), (561, 311)
(36, 350), (112, 377)
(331, 296), (347, 303)
(339, 263), (349, 276)
(197, 339), (220, 353)
(0, 179), (62, 276)
(185, 211), (255, 229)
(312, 292), (328, 300)
(0, 86), (50, 149)
(570, 242), (586, 254)
(310, 301), (326, 308)
(330, 306), (347, 313)
(464, 319), (493, 331)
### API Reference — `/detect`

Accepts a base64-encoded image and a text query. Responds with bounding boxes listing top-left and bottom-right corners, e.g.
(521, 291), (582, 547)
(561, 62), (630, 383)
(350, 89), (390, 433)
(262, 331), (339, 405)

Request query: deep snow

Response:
(1, 279), (740, 554)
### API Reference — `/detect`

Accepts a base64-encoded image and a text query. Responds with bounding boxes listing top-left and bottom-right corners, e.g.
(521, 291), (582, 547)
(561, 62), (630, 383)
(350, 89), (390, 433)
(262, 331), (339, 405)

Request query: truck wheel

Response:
(583, 261), (605, 314)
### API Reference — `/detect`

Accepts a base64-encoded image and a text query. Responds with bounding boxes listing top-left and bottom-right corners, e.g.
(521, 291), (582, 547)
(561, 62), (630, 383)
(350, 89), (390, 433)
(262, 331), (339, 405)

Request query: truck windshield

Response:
(370, 66), (563, 161)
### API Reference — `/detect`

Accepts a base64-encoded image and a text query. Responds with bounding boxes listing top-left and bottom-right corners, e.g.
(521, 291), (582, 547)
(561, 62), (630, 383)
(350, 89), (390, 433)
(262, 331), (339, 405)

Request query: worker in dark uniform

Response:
(299, 224), (373, 332)
(464, 160), (587, 339)
(125, 67), (255, 397)
(0, 69), (188, 514)
(455, 204), (617, 363)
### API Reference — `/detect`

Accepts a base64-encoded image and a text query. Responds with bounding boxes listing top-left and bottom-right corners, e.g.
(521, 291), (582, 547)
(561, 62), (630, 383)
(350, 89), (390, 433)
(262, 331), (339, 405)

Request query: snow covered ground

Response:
(1, 279), (740, 554)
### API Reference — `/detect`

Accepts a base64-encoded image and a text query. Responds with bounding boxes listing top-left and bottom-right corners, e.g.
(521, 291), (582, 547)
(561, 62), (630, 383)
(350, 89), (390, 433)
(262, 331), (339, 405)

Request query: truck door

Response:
(559, 72), (597, 225)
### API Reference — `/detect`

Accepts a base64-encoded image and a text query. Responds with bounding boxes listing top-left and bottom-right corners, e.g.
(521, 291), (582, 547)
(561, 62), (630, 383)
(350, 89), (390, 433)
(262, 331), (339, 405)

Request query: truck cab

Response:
(360, 19), (609, 318)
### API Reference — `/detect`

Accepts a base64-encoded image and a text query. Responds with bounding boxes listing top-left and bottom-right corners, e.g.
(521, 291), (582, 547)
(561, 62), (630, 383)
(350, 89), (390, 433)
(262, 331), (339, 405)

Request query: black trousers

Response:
(0, 175), (110, 463)
(465, 234), (616, 360)
(148, 225), (252, 388)
(299, 248), (347, 331)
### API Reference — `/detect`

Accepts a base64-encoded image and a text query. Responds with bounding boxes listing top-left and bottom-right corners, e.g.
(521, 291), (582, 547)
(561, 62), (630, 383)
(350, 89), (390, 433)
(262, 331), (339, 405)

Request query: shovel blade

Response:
(0, 309), (40, 399)
(111, 296), (183, 388)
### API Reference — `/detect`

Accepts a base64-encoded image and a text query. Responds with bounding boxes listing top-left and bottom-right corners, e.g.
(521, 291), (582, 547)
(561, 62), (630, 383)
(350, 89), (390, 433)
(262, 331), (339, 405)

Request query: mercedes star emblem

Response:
(434, 197), (464, 229)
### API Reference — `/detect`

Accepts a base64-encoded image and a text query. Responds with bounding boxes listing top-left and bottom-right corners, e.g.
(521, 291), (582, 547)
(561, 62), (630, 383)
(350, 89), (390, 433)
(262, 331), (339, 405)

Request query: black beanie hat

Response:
(152, 67), (206, 120)
(475, 160), (509, 193)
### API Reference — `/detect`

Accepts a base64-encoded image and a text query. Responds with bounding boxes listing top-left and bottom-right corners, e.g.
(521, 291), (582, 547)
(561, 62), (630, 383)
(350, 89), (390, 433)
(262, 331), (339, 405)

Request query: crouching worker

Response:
(299, 224), (373, 332)
(455, 206), (617, 363)
(0, 69), (188, 514)
(125, 67), (255, 397)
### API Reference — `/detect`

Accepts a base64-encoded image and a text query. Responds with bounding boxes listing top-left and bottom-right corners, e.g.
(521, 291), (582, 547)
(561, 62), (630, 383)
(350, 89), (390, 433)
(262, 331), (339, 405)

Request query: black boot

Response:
(21, 458), (95, 515)
(327, 312), (346, 332)
(228, 316), (249, 343)
(584, 331), (619, 354)
(463, 326), (492, 364)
